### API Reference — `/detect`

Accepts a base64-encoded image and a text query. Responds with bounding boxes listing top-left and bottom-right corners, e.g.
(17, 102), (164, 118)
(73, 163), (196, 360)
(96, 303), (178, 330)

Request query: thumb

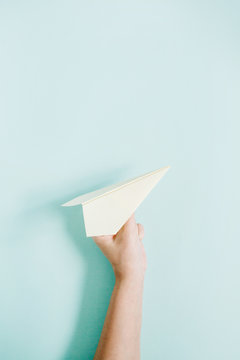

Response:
(92, 234), (113, 248)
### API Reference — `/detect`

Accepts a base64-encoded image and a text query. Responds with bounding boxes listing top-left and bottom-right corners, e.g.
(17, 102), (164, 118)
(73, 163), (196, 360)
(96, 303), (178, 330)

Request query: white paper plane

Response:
(62, 166), (170, 237)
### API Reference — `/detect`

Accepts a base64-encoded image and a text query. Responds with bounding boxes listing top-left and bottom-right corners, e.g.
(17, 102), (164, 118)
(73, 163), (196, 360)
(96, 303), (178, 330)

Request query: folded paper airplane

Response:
(62, 166), (170, 237)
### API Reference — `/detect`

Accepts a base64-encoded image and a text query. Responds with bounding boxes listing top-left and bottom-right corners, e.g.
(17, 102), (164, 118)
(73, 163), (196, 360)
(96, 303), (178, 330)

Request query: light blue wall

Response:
(1, 1), (239, 359)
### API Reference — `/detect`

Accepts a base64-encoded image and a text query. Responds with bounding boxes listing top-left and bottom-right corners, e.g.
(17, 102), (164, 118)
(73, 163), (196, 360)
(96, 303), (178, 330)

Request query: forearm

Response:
(93, 215), (146, 360)
(94, 275), (145, 360)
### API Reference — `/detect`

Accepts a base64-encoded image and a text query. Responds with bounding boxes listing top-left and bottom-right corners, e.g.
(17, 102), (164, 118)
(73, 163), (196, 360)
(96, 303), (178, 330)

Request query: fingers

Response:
(117, 213), (144, 241)
(122, 213), (138, 234)
(137, 223), (144, 241)
(125, 214), (144, 241)
(124, 213), (136, 227)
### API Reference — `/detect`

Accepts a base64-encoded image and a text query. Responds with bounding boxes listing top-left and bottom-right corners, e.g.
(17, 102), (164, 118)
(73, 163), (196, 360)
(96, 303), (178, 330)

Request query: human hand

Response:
(92, 214), (146, 282)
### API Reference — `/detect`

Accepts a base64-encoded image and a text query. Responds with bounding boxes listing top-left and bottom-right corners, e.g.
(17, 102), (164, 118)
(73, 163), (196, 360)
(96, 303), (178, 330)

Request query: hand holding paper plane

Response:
(62, 166), (170, 237)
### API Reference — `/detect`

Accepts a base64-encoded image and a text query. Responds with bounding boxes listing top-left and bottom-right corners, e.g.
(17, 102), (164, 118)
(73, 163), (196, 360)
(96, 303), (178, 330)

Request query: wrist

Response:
(114, 270), (145, 286)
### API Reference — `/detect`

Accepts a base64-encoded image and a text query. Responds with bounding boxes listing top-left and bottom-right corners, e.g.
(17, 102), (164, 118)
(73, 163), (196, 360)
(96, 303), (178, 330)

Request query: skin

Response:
(93, 213), (146, 360)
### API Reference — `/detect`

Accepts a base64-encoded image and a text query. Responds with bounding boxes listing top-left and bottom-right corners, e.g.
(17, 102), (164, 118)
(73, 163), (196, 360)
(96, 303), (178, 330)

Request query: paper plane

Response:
(62, 166), (170, 237)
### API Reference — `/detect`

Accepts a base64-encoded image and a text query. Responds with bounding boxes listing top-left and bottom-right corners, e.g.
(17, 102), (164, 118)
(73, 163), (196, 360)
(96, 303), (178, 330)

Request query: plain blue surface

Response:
(0, 1), (240, 359)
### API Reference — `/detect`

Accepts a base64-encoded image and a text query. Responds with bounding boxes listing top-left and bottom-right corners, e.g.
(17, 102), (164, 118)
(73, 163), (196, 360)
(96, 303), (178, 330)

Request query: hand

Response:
(92, 213), (147, 282)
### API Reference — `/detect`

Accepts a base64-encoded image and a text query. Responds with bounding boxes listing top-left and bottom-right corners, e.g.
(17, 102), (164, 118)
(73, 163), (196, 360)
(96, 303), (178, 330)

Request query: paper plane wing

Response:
(62, 166), (170, 237)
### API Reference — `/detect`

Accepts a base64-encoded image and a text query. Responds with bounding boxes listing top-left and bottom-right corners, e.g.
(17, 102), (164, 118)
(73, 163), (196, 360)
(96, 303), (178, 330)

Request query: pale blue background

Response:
(0, 1), (239, 359)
